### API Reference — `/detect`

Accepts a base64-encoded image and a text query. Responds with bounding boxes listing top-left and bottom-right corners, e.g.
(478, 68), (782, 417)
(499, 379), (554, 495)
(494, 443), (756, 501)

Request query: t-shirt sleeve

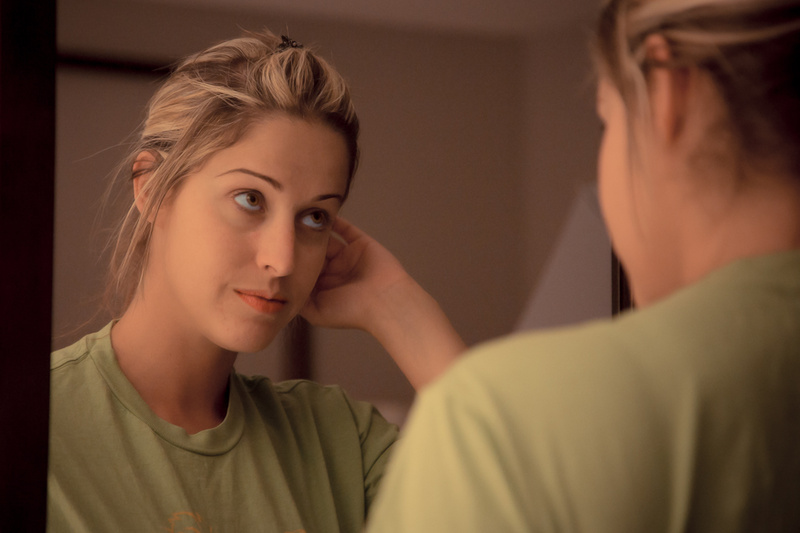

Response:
(341, 392), (400, 512)
(364, 366), (532, 532)
(365, 328), (675, 532)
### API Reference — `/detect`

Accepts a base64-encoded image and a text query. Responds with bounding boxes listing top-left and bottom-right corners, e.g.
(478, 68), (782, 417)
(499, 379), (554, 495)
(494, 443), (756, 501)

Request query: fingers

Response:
(325, 230), (348, 260)
(331, 217), (367, 245)
(325, 217), (367, 260)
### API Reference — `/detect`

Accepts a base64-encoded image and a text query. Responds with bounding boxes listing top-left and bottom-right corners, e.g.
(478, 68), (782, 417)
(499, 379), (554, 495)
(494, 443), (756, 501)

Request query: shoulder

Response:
(373, 318), (681, 530)
(411, 277), (734, 469)
(238, 375), (364, 413)
(51, 323), (114, 365)
(440, 318), (638, 405)
(368, 321), (650, 532)
(235, 374), (399, 440)
(234, 373), (398, 504)
(51, 332), (93, 371)
(418, 319), (649, 444)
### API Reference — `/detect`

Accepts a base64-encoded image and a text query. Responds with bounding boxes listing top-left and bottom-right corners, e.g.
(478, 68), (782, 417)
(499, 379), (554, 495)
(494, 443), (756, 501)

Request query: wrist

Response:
(366, 275), (465, 390)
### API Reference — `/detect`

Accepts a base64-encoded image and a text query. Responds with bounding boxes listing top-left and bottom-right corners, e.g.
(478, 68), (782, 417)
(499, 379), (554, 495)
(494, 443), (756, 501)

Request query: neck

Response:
(111, 294), (238, 434)
(680, 171), (800, 294)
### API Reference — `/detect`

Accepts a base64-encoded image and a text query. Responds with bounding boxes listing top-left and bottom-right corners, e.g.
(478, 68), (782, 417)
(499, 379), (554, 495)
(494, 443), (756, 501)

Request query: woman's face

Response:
(143, 115), (349, 353)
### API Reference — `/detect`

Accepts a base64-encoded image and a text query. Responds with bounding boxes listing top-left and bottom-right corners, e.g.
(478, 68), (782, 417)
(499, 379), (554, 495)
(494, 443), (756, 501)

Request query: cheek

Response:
(295, 238), (330, 290)
(166, 210), (246, 285)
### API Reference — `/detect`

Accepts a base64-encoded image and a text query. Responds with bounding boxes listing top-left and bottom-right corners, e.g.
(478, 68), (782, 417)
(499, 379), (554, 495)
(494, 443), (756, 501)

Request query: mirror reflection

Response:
(52, 0), (608, 529)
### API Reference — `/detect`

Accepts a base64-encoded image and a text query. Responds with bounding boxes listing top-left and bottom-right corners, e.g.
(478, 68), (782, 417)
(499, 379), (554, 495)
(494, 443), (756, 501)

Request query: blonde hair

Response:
(106, 30), (360, 316)
(593, 0), (800, 174)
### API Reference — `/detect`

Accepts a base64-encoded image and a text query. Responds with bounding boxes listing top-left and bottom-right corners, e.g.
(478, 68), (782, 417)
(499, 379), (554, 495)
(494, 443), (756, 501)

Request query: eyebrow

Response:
(317, 193), (345, 205)
(219, 168), (345, 205)
(218, 168), (283, 191)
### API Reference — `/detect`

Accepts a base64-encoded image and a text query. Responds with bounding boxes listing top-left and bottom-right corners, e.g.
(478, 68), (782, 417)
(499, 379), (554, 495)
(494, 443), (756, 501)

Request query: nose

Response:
(256, 217), (296, 276)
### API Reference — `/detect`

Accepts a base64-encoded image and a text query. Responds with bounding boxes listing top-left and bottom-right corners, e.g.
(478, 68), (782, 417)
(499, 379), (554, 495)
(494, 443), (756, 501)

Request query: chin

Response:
(242, 334), (282, 354)
(215, 324), (283, 354)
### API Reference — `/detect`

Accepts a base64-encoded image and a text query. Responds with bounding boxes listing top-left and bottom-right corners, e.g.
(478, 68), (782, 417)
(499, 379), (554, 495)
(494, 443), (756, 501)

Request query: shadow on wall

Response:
(516, 184), (611, 331)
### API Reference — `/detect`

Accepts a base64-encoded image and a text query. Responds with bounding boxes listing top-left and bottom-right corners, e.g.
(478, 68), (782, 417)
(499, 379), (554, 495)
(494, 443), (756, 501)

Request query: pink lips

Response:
(235, 290), (287, 314)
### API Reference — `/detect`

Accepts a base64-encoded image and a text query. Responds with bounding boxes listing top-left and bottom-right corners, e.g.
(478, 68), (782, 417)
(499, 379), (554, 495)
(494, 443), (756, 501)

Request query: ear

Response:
(644, 34), (691, 145)
(132, 151), (157, 215)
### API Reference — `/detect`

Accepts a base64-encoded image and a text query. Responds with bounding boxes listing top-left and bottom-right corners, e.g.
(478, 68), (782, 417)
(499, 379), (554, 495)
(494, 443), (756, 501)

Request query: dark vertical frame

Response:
(0, 0), (56, 529)
(612, 251), (632, 315)
(285, 318), (313, 380)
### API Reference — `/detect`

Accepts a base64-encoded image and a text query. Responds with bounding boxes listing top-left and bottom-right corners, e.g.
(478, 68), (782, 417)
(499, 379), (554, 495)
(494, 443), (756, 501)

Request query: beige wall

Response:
(55, 0), (604, 421)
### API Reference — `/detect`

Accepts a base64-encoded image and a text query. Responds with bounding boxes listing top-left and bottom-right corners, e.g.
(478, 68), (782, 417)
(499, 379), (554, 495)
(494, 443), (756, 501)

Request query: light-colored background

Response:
(54, 0), (607, 424)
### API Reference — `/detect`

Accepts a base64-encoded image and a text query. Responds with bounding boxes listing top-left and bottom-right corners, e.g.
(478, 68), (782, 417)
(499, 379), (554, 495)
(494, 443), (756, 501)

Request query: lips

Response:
(235, 290), (287, 314)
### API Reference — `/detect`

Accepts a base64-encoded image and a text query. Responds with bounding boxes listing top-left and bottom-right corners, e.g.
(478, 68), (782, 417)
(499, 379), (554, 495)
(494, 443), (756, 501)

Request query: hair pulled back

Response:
(107, 30), (360, 315)
(593, 0), (800, 176)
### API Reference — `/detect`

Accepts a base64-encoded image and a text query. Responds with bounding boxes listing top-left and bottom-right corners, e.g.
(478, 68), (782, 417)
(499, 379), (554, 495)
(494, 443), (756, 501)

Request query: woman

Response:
(47, 31), (464, 532)
(366, 0), (800, 531)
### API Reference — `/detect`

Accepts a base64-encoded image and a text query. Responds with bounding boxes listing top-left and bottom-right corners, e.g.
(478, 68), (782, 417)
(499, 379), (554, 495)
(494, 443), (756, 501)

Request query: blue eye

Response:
(234, 191), (262, 212)
(301, 210), (330, 231)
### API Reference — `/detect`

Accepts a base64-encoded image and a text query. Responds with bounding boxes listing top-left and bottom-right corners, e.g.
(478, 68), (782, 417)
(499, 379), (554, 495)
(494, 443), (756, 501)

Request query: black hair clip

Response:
(277, 35), (303, 52)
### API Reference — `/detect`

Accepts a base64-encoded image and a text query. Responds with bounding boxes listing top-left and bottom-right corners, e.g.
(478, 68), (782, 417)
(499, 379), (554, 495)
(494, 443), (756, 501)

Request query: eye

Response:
(233, 191), (263, 212)
(300, 210), (330, 231)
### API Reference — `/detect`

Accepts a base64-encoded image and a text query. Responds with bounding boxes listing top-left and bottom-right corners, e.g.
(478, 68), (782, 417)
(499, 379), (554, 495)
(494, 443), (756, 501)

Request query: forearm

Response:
(366, 276), (466, 390)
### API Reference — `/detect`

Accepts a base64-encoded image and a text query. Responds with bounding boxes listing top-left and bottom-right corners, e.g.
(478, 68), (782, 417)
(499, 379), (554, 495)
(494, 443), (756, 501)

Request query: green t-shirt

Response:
(366, 251), (800, 532)
(48, 324), (398, 532)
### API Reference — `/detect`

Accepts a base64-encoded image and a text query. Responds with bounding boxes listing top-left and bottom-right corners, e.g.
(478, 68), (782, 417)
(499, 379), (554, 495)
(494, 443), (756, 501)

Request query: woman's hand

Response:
(301, 217), (408, 331)
(301, 217), (466, 389)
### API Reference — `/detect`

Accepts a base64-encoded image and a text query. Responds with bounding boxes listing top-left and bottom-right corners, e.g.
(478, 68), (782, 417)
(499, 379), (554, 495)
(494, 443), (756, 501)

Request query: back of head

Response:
(593, 0), (800, 177)
(107, 30), (360, 316)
